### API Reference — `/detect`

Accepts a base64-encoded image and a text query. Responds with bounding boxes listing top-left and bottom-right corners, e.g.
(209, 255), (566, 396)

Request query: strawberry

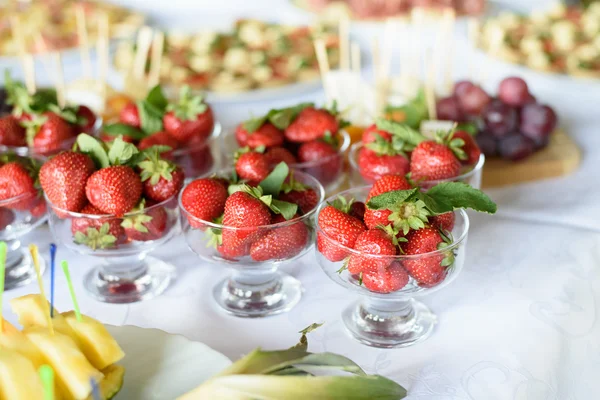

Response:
(29, 197), (47, 218)
(430, 212), (455, 232)
(0, 208), (15, 230)
(100, 132), (136, 144)
(0, 115), (26, 146)
(249, 214), (309, 261)
(284, 107), (339, 143)
(234, 123), (250, 147)
(348, 201), (365, 221)
(357, 147), (409, 183)
(24, 112), (76, 155)
(362, 261), (409, 293)
(347, 228), (398, 275)
(450, 130), (481, 166)
(409, 141), (461, 182)
(317, 204), (366, 262)
(39, 151), (96, 213)
(264, 147), (297, 166)
(85, 166), (142, 216)
(235, 151), (270, 182)
(279, 189), (319, 214)
(163, 87), (214, 143)
(180, 177), (228, 226)
(363, 175), (413, 229)
(361, 124), (392, 144)
(0, 162), (36, 210)
(138, 150), (185, 202)
(401, 227), (447, 286)
(138, 131), (180, 152)
(119, 102), (141, 128)
(121, 202), (168, 241)
(71, 203), (126, 250)
(297, 140), (337, 163)
(244, 123), (284, 149)
(76, 105), (97, 134)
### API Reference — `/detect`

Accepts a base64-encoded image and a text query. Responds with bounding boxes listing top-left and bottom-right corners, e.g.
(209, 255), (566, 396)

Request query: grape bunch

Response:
(436, 77), (558, 161)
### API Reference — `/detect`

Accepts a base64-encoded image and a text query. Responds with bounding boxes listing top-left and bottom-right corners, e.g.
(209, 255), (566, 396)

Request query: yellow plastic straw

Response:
(0, 241), (6, 334)
(29, 244), (54, 334)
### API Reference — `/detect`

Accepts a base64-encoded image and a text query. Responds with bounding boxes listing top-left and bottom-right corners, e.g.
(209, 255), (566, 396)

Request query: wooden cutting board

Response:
(482, 129), (582, 188)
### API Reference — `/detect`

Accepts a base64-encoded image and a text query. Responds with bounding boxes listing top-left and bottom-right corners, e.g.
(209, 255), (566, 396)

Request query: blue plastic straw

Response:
(49, 244), (57, 317)
(90, 377), (100, 400)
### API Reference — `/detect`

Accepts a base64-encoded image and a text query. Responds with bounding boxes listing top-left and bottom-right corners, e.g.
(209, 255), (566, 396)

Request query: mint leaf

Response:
(375, 119), (426, 147)
(107, 137), (139, 166)
(367, 188), (419, 210)
(456, 122), (478, 136)
(270, 199), (298, 220)
(103, 123), (147, 140)
(423, 182), (497, 214)
(76, 134), (109, 168)
(145, 85), (168, 111)
(137, 100), (164, 134)
(268, 102), (314, 130)
(413, 191), (453, 215)
(259, 162), (289, 196)
(243, 115), (268, 133)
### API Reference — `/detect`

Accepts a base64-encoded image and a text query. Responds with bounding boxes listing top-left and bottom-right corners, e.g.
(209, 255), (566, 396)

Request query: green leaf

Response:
(76, 133), (109, 169)
(366, 188), (419, 210)
(145, 85), (168, 111)
(375, 119), (426, 147)
(423, 182), (497, 214)
(292, 323), (323, 351)
(137, 100), (165, 134)
(268, 102), (314, 130)
(270, 199), (298, 220)
(456, 122), (478, 136)
(108, 137), (140, 166)
(243, 115), (268, 133)
(103, 123), (147, 140)
(259, 162), (289, 196)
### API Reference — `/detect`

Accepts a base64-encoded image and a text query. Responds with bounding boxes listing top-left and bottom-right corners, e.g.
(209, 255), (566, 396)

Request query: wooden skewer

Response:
(425, 52), (437, 120)
(350, 41), (363, 122)
(442, 9), (456, 95)
(132, 26), (153, 81)
(467, 18), (480, 82)
(148, 31), (164, 87)
(371, 38), (381, 83)
(97, 12), (110, 103)
(396, 19), (407, 82)
(313, 38), (331, 101)
(381, 18), (396, 81)
(339, 15), (350, 70)
(372, 38), (387, 116)
(75, 4), (92, 77)
(480, 24), (503, 85)
(10, 16), (36, 94)
(53, 52), (66, 108)
(410, 8), (425, 84)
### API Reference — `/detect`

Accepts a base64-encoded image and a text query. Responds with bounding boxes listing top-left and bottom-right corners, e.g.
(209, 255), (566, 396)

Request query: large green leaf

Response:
(423, 182), (497, 214)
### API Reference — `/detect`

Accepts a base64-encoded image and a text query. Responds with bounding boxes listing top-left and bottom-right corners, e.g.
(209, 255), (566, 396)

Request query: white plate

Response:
(106, 325), (231, 400)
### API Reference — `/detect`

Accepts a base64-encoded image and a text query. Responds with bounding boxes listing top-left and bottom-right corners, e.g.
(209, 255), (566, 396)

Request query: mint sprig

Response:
(242, 102), (315, 133)
(375, 119), (426, 149)
(258, 162), (289, 196)
(103, 123), (147, 140)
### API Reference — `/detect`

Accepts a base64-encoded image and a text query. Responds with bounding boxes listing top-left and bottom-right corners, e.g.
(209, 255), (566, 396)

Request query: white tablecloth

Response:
(3, 1), (600, 399)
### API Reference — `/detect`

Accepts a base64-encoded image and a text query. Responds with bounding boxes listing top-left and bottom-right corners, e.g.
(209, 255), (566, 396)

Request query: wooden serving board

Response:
(482, 129), (581, 188)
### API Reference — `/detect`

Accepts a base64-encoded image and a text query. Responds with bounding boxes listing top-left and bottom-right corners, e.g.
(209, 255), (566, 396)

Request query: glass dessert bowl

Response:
(180, 169), (325, 318)
(45, 194), (180, 304)
(315, 187), (470, 348)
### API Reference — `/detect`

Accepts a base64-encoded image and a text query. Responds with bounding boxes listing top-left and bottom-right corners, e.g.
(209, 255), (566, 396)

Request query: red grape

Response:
(498, 77), (530, 107)
(458, 85), (491, 115)
(520, 103), (558, 140)
(453, 80), (475, 99)
(498, 134), (535, 161)
(436, 96), (464, 122)
(475, 132), (498, 156)
(483, 100), (518, 138)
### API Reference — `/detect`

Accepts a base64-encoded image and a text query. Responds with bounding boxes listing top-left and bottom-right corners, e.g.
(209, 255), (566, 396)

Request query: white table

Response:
(4, 1), (600, 399)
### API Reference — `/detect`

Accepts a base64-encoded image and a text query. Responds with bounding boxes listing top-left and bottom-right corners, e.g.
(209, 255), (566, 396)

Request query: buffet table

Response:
(3, 0), (600, 398)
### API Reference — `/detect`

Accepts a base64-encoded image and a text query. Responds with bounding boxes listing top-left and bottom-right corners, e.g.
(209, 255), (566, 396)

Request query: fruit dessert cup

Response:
(348, 119), (485, 190)
(101, 85), (222, 180)
(0, 74), (101, 157)
(223, 102), (350, 193)
(41, 135), (185, 303)
(180, 164), (324, 317)
(315, 176), (496, 348)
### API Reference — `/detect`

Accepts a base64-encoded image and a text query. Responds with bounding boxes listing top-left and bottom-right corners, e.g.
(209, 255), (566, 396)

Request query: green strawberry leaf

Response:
(108, 137), (140, 166)
(420, 182), (497, 214)
(259, 162), (289, 196)
(330, 196), (354, 214)
(243, 115), (269, 133)
(76, 133), (109, 169)
(103, 123), (147, 140)
(456, 122), (478, 136)
(366, 188), (419, 210)
(270, 199), (298, 220)
(145, 85), (168, 111)
(166, 85), (207, 121)
(137, 100), (165, 134)
(375, 119), (426, 147)
(268, 102), (314, 130)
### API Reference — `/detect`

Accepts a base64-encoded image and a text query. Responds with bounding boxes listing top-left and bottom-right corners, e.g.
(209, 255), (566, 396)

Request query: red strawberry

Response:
(278, 188), (319, 214)
(284, 107), (339, 143)
(348, 201), (365, 221)
(181, 177), (228, 226)
(234, 123), (250, 147)
(250, 214), (309, 261)
(264, 147), (297, 166)
(410, 141), (461, 182)
(71, 203), (126, 250)
(0, 162), (36, 206)
(450, 130), (481, 166)
(0, 208), (15, 230)
(358, 147), (409, 183)
(29, 197), (47, 218)
(297, 140), (337, 163)
(27, 112), (76, 155)
(364, 175), (413, 229)
(163, 89), (214, 143)
(235, 151), (270, 182)
(121, 204), (168, 241)
(138, 131), (180, 152)
(39, 151), (96, 213)
(119, 102), (141, 128)
(361, 124), (392, 144)
(317, 204), (366, 262)
(100, 132), (136, 144)
(362, 261), (409, 293)
(138, 151), (185, 202)
(244, 123), (284, 149)
(76, 105), (97, 134)
(347, 228), (398, 275)
(85, 166), (142, 216)
(430, 212), (455, 232)
(0, 115), (26, 146)
(401, 227), (447, 286)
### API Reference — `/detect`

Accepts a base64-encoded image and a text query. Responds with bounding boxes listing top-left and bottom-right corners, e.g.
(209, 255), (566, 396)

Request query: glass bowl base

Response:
(83, 256), (175, 304)
(342, 298), (437, 348)
(213, 271), (303, 318)
(4, 248), (45, 290)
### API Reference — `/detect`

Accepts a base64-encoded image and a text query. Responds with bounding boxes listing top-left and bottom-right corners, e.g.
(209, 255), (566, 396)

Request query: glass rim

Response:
(167, 121), (223, 156)
(0, 191), (39, 206)
(348, 142), (486, 184)
(179, 169), (325, 231)
(316, 186), (470, 260)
